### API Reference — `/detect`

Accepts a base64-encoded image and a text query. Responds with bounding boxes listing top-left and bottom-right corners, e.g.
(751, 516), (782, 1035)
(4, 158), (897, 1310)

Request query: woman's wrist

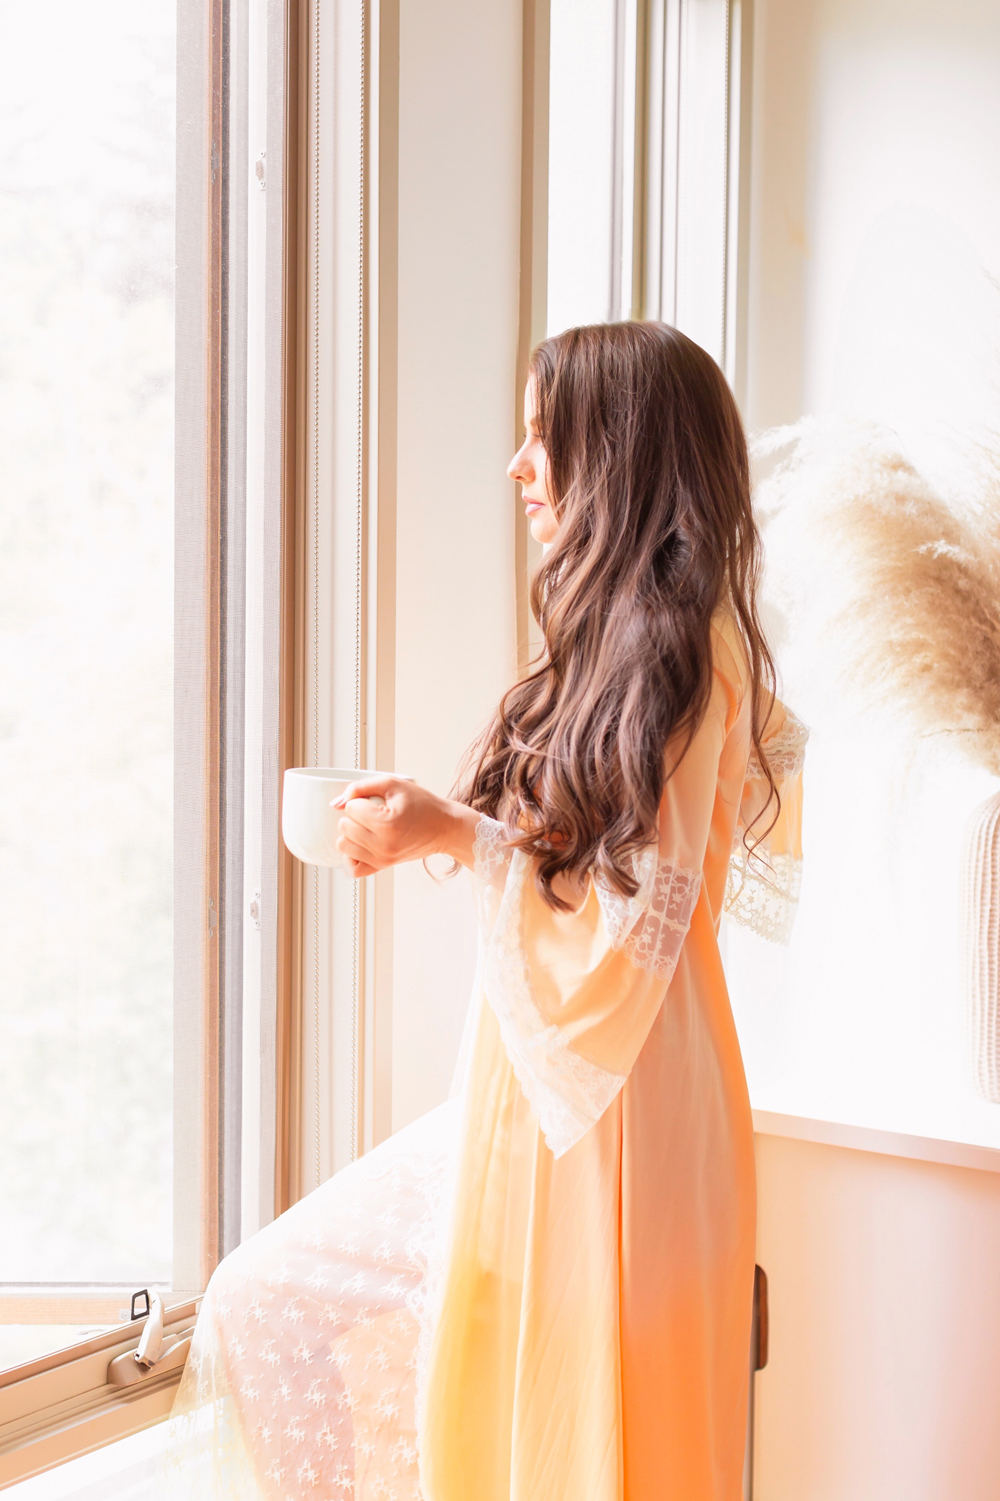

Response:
(438, 799), (481, 869)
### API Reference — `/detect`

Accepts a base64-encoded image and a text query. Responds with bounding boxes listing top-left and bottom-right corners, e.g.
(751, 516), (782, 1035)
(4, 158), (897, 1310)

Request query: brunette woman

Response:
(168, 321), (806, 1501)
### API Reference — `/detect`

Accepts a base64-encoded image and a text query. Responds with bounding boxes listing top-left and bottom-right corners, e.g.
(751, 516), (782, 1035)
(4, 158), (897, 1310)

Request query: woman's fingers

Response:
(331, 774), (403, 810)
(332, 784), (399, 877)
(337, 812), (382, 856)
(340, 794), (387, 830)
(337, 796), (409, 865)
(336, 817), (389, 872)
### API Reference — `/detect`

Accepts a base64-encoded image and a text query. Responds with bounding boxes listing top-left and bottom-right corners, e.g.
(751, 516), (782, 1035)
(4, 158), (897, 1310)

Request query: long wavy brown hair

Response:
(455, 321), (777, 909)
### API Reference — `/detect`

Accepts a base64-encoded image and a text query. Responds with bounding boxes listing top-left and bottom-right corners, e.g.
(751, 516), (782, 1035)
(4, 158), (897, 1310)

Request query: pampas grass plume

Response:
(753, 421), (1000, 776)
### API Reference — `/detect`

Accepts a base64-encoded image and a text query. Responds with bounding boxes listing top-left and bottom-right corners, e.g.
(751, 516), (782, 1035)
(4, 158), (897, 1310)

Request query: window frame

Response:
(0, 1302), (199, 1487)
(629, 0), (753, 389)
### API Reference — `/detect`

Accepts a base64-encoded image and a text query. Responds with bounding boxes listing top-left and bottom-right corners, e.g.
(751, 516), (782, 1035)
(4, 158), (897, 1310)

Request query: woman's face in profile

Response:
(508, 378), (558, 544)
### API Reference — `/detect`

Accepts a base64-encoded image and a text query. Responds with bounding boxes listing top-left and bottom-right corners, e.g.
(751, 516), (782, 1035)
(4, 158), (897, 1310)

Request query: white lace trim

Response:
(595, 850), (702, 980)
(487, 845), (626, 1158)
(472, 817), (699, 1158)
(746, 707), (809, 782)
(726, 707), (808, 945)
(471, 813), (508, 928)
(724, 846), (802, 945)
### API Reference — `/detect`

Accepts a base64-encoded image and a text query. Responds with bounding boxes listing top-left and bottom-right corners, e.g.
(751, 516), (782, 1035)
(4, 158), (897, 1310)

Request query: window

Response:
(0, 0), (178, 1369)
(0, 0), (300, 1478)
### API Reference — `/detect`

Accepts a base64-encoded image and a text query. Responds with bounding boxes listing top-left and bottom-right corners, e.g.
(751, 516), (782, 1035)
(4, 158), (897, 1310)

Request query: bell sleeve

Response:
(470, 698), (726, 1159)
(723, 703), (808, 945)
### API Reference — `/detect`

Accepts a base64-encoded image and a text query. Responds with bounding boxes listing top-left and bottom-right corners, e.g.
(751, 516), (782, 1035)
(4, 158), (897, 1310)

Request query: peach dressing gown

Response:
(165, 617), (806, 1501)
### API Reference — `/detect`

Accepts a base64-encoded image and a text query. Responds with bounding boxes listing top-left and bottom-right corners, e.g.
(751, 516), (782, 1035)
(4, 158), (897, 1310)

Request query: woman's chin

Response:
(529, 512), (557, 545)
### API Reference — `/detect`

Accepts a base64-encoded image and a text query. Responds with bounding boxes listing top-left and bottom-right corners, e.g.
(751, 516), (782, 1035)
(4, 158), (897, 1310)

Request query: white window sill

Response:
(753, 1109), (1000, 1175)
(0, 1300), (197, 1490)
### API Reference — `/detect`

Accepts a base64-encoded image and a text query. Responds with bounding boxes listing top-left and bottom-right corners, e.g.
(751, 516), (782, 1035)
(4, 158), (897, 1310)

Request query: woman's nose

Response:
(508, 443), (531, 484)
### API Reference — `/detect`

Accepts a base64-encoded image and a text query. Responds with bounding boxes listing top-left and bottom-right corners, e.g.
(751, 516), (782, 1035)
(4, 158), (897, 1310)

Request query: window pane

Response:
(547, 0), (618, 334)
(728, 0), (1000, 1151)
(0, 0), (175, 1366)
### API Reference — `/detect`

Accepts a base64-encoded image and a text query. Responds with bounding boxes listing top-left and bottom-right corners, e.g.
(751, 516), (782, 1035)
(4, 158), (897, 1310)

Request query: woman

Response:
(167, 322), (806, 1501)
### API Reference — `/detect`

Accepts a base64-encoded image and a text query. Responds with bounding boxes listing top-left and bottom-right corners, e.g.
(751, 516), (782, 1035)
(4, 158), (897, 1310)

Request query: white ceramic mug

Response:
(282, 767), (386, 868)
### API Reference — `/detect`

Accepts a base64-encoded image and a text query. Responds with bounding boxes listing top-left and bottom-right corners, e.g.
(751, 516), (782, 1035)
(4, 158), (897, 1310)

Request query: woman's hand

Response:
(332, 776), (481, 879)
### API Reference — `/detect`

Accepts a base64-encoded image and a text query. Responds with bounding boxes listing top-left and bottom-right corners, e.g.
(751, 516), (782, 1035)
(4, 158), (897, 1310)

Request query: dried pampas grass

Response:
(753, 420), (1000, 777)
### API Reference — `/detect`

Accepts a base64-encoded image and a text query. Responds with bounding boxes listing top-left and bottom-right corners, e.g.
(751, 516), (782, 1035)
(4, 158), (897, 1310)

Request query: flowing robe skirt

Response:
(164, 622), (806, 1501)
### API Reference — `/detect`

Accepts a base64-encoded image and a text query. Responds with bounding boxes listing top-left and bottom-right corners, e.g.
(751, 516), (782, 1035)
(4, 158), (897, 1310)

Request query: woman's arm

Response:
(466, 689), (727, 1158)
(333, 776), (481, 878)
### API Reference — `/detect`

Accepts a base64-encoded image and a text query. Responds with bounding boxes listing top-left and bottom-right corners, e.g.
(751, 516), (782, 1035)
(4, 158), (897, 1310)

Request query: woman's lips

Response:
(524, 500), (543, 513)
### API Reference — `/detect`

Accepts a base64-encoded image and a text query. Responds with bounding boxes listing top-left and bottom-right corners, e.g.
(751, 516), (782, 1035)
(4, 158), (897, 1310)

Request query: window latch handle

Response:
(134, 1290), (166, 1368)
(107, 1290), (192, 1387)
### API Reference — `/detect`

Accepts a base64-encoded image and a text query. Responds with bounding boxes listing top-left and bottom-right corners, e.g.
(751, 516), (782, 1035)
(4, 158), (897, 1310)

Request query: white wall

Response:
(755, 1133), (1000, 1500)
(746, 0), (1000, 477)
(390, 0), (522, 1131)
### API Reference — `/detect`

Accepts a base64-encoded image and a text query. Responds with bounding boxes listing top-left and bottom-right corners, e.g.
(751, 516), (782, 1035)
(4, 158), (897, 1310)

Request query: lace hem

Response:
(595, 850), (702, 981)
(729, 707), (808, 945)
(747, 707), (809, 782)
(724, 846), (802, 945)
(472, 821), (628, 1156)
(472, 822), (699, 1156)
(486, 849), (627, 1157)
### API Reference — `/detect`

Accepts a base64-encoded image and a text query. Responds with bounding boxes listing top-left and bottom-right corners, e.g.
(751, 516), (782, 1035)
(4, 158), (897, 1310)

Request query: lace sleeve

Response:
(724, 707), (808, 945)
(745, 708), (808, 782)
(475, 836), (701, 1159)
(471, 814), (510, 931)
(594, 847), (702, 982)
(724, 844), (802, 945)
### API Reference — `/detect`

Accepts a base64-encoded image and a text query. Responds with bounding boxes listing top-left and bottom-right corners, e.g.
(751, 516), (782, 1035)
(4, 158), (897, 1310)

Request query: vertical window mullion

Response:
(174, 0), (223, 1297)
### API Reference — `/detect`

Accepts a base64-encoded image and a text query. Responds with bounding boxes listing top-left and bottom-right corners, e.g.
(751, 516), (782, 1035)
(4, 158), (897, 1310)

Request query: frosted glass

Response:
(0, 0), (175, 1318)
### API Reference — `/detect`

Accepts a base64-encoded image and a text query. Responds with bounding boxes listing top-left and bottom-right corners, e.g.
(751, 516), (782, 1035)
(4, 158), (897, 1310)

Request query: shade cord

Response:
(311, 0), (322, 1190)
(310, 0), (367, 1185)
(351, 0), (368, 1163)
